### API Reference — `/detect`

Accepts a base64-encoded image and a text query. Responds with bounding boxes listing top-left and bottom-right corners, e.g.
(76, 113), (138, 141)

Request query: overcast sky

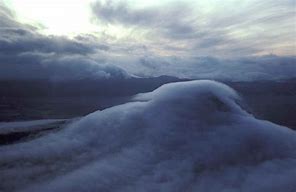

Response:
(0, 0), (295, 80)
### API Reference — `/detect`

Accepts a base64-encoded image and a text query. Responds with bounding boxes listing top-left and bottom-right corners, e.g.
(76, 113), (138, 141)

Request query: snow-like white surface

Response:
(0, 80), (295, 192)
(0, 119), (68, 134)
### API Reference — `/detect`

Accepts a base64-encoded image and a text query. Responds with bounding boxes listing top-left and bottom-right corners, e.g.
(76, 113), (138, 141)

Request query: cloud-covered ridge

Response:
(0, 80), (295, 192)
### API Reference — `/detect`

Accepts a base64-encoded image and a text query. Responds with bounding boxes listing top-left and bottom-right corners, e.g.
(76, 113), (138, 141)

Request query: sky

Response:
(0, 0), (296, 80)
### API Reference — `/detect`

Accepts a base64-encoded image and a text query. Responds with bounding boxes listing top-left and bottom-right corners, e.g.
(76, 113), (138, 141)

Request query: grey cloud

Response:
(40, 55), (129, 80)
(0, 51), (129, 80)
(91, 0), (296, 57)
(0, 28), (102, 55)
(0, 2), (295, 81)
(204, 0), (295, 29)
(0, 5), (128, 80)
(0, 3), (109, 56)
(0, 2), (18, 27)
(110, 54), (296, 81)
(91, 1), (256, 55)
(91, 0), (196, 39)
(92, 0), (157, 25)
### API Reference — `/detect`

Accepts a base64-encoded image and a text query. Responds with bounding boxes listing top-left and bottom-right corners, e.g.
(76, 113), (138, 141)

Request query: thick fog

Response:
(0, 80), (295, 192)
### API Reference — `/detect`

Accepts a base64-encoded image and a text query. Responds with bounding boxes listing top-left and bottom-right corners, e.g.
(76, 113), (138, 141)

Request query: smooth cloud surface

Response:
(0, 80), (296, 192)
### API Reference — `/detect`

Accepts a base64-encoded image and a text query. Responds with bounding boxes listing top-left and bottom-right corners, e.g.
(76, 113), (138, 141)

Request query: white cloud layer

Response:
(0, 80), (295, 192)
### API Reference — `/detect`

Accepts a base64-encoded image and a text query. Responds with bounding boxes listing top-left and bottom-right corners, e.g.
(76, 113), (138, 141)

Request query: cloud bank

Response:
(0, 3), (129, 80)
(0, 2), (295, 81)
(0, 80), (296, 192)
(114, 54), (296, 81)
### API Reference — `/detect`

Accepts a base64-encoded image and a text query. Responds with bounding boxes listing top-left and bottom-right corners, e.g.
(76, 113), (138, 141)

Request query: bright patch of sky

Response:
(2, 0), (296, 57)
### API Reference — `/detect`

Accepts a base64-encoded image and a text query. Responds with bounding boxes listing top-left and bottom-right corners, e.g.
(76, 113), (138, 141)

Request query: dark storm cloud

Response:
(0, 23), (105, 55)
(0, 4), (128, 80)
(0, 1), (108, 55)
(0, 33), (93, 55)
